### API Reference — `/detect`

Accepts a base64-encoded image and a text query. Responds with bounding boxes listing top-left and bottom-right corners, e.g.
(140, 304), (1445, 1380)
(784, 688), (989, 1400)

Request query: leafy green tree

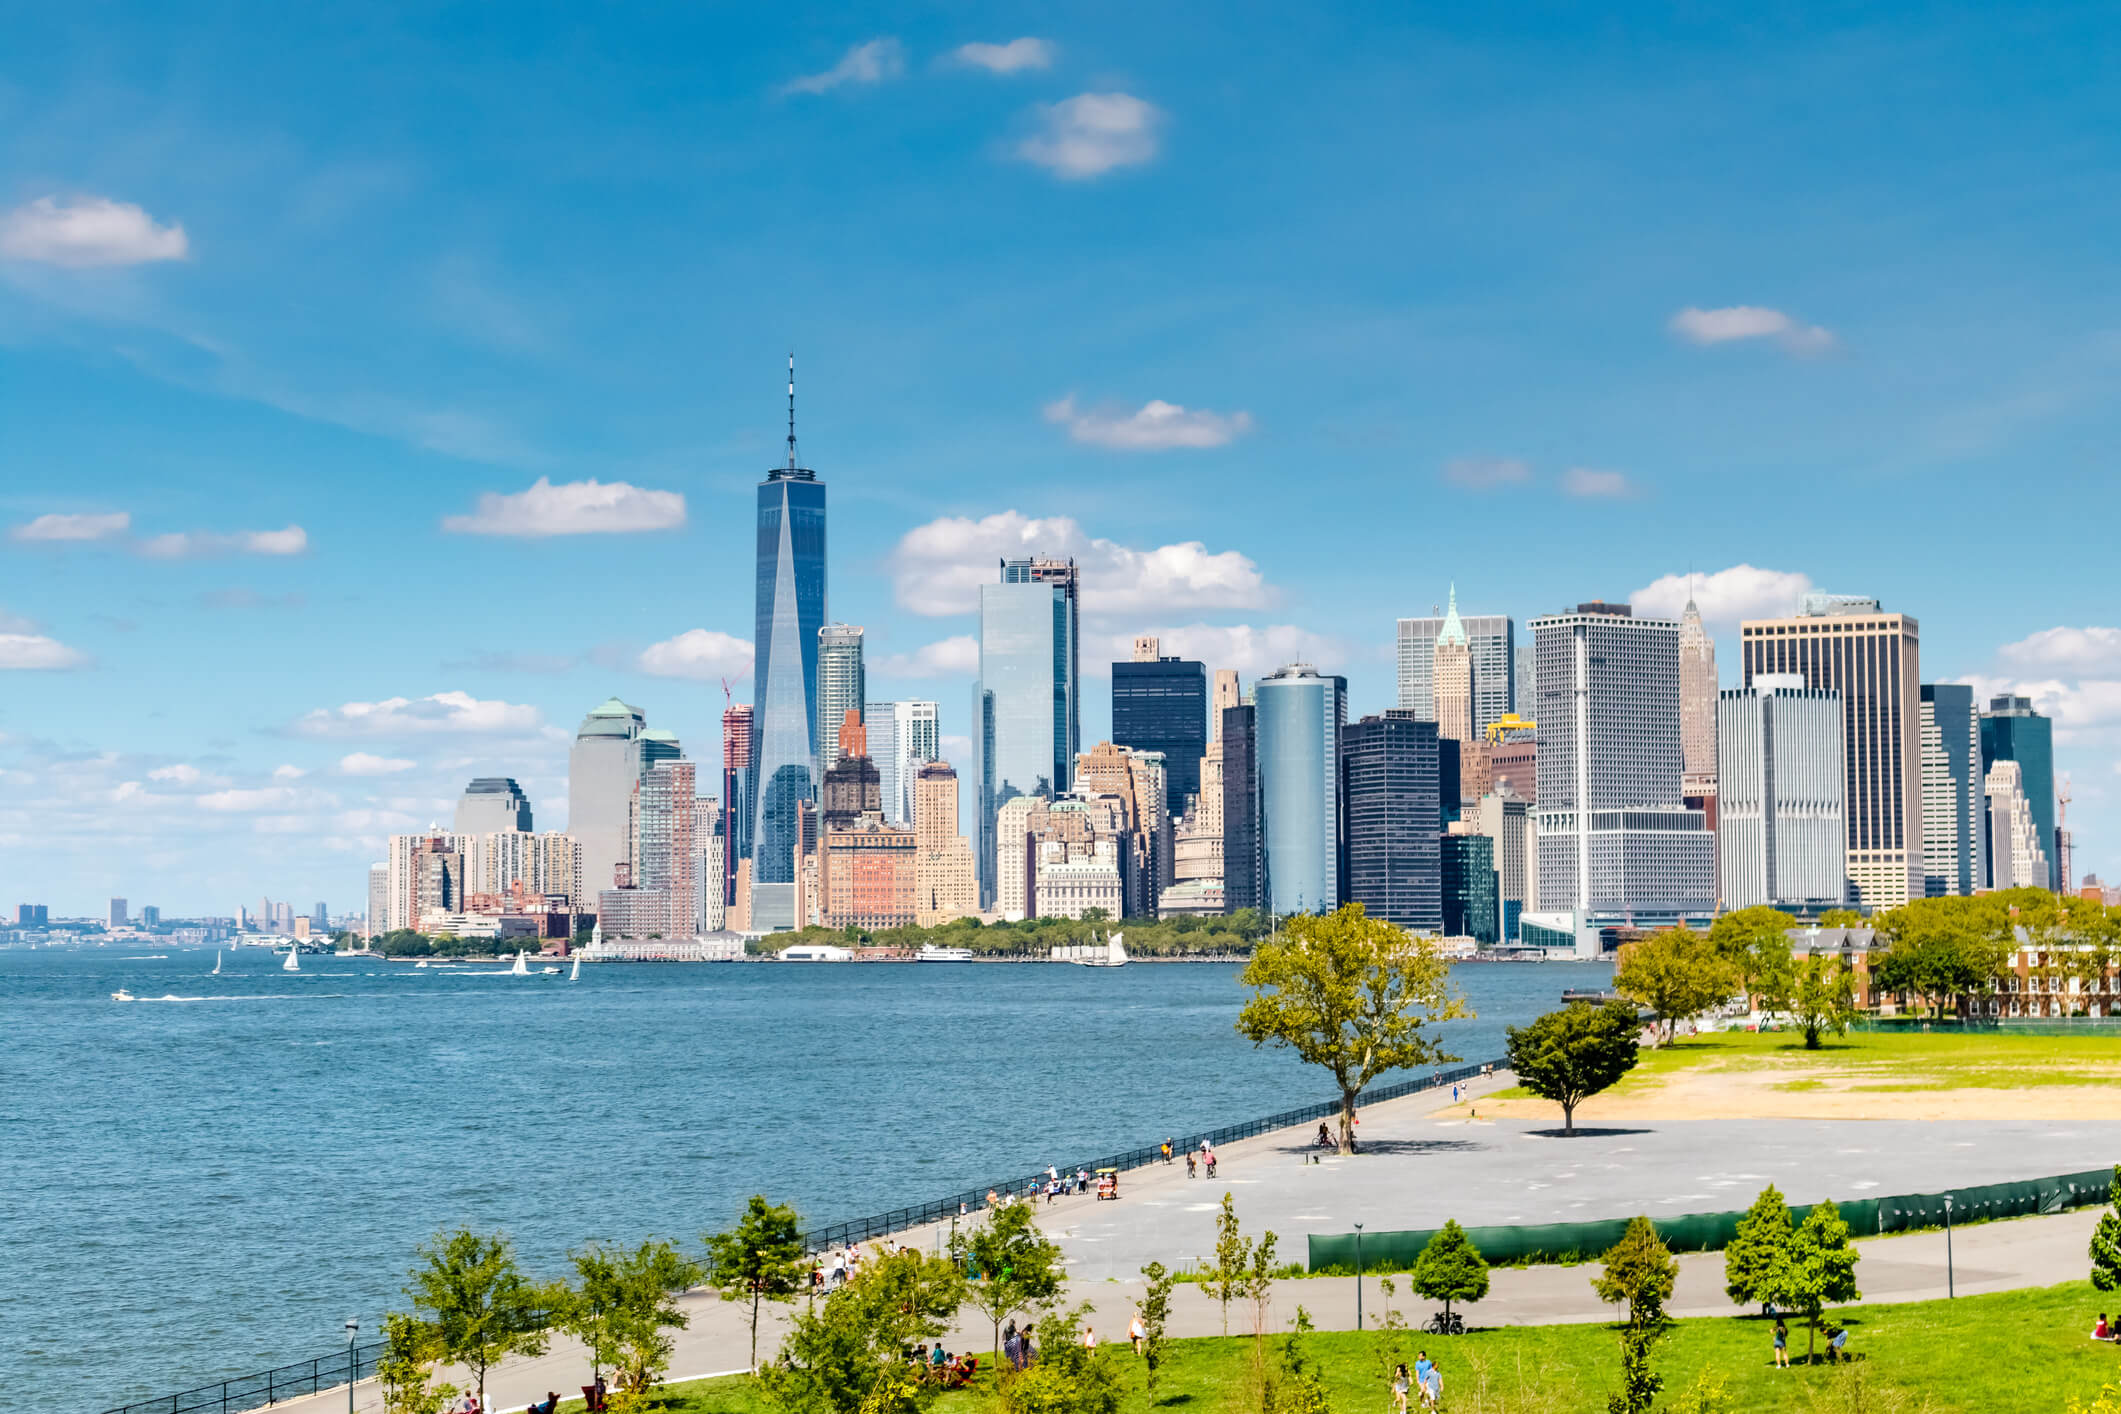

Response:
(703, 1195), (809, 1371)
(1613, 928), (1737, 1045)
(1136, 1260), (1176, 1403)
(1773, 1199), (1861, 1364)
(956, 1200), (1063, 1360)
(403, 1228), (552, 1411)
(1817, 909), (1865, 929)
(1707, 906), (1799, 998)
(1606, 1318), (1665, 1414)
(1591, 1217), (1676, 1325)
(377, 1311), (455, 1414)
(1870, 896), (2009, 1020)
(1206, 1191), (1251, 1337)
(1245, 1226), (1282, 1403)
(758, 1249), (962, 1414)
(1789, 955), (1860, 1048)
(1666, 1369), (1734, 1414)
(1723, 1186), (1794, 1310)
(2089, 1166), (2121, 1292)
(1410, 1220), (1489, 1324)
(1267, 1306), (1333, 1414)
(1505, 1000), (1641, 1135)
(562, 1238), (702, 1393)
(1367, 1277), (1412, 1391)
(1236, 903), (1470, 1152)
(996, 1303), (1122, 1414)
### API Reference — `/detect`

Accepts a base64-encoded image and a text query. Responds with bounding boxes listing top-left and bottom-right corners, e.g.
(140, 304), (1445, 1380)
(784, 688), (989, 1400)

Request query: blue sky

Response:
(4, 1), (2120, 915)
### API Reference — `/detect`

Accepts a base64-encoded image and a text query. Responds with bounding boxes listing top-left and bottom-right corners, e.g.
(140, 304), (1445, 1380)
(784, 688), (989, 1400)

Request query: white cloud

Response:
(888, 510), (1273, 618)
(1103, 623), (1353, 678)
(148, 764), (204, 785)
(10, 512), (131, 543)
(0, 632), (89, 669)
(1016, 93), (1163, 178)
(1957, 676), (2121, 739)
(1630, 564), (1813, 626)
(293, 690), (550, 738)
(137, 525), (309, 558)
(782, 37), (905, 95)
(272, 763), (307, 779)
(1668, 305), (1836, 355)
(1443, 457), (1532, 490)
(875, 635), (980, 677)
(441, 478), (686, 537)
(0, 195), (189, 268)
(951, 38), (1055, 73)
(196, 786), (311, 813)
(1042, 395), (1252, 450)
(1562, 467), (1636, 499)
(636, 629), (755, 681)
(336, 807), (421, 834)
(940, 734), (973, 761)
(1999, 627), (2121, 677)
(338, 752), (417, 776)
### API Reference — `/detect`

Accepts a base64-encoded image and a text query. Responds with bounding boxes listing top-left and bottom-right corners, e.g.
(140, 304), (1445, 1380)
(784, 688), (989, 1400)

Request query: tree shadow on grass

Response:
(1520, 1127), (1656, 1139)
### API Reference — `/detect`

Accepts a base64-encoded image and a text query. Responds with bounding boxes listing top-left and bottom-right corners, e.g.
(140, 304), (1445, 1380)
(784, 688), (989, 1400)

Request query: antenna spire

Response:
(786, 351), (798, 471)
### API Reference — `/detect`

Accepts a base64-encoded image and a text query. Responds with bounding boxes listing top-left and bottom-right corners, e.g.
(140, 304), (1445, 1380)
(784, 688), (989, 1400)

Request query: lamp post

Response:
(344, 1319), (359, 1414)
(1943, 1195), (1955, 1299)
(1354, 1222), (1365, 1332)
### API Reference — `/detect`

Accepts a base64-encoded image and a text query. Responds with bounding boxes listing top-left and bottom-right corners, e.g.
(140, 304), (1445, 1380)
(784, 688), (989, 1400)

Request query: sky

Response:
(4, 1), (2120, 916)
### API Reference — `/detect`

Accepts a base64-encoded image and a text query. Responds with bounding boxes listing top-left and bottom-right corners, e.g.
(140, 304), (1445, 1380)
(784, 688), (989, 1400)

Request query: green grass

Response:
(1611, 1028), (2121, 1093)
(582, 1280), (2117, 1412)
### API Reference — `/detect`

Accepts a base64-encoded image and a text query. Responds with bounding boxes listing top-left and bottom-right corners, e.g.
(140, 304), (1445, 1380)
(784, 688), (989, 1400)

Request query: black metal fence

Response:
(95, 1056), (1503, 1414)
(97, 1342), (382, 1414)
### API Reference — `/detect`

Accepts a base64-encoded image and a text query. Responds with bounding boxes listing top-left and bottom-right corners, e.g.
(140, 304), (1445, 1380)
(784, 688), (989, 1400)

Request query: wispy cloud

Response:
(138, 526), (308, 559)
(1631, 564), (1813, 626)
(1017, 93), (1163, 178)
(441, 478), (686, 537)
(782, 38), (905, 95)
(0, 196), (189, 268)
(874, 635), (980, 677)
(338, 752), (417, 776)
(0, 631), (89, 670)
(10, 512), (131, 543)
(1043, 395), (1252, 450)
(1100, 623), (1356, 677)
(1668, 305), (1836, 355)
(1442, 457), (1532, 490)
(950, 38), (1055, 74)
(889, 511), (1273, 618)
(636, 629), (754, 681)
(1562, 467), (1637, 499)
(2000, 626), (2121, 677)
(292, 691), (552, 739)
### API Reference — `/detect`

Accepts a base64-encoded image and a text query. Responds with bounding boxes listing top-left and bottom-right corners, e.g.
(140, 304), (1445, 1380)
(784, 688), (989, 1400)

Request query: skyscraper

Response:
(1740, 596), (1923, 909)
(1339, 710), (1442, 930)
(1678, 595), (1718, 783)
(1397, 598), (1515, 736)
(749, 357), (828, 931)
(570, 697), (645, 900)
(366, 862), (388, 939)
(1440, 827), (1499, 943)
(866, 699), (940, 827)
(972, 556), (1079, 905)
(1220, 702), (1261, 914)
(1112, 640), (1207, 809)
(632, 758), (697, 938)
(1920, 684), (1983, 897)
(1255, 664), (1348, 917)
(721, 702), (753, 906)
(1985, 759), (2050, 890)
(108, 897), (126, 927)
(1530, 602), (1713, 927)
(455, 778), (533, 836)
(820, 711), (883, 826)
(816, 623), (866, 772)
(1716, 676), (1846, 911)
(1980, 695), (2057, 891)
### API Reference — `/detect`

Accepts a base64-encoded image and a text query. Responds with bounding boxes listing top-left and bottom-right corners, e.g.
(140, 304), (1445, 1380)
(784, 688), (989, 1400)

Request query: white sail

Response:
(283, 946), (299, 973)
(511, 948), (528, 976)
(570, 954), (581, 981)
(211, 950), (222, 975)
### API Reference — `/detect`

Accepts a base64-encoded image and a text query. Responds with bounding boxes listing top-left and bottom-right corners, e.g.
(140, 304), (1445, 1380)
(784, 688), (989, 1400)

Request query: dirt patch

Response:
(1451, 1060), (2121, 1121)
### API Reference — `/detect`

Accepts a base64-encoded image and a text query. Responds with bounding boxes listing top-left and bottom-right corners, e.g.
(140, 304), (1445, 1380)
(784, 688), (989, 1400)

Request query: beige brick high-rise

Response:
(1432, 585), (1487, 803)
(912, 760), (978, 926)
(1679, 594), (1718, 783)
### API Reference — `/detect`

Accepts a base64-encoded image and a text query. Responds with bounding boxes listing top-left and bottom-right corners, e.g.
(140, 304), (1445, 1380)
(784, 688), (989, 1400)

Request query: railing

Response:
(97, 1342), (383, 1414)
(95, 1056), (1502, 1414)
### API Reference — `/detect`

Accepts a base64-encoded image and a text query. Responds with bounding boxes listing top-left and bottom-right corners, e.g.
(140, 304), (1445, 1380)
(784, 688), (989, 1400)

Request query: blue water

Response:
(0, 948), (1607, 1408)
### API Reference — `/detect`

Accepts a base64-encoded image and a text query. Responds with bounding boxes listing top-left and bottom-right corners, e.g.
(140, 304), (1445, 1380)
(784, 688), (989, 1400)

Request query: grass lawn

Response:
(1607, 1027), (2121, 1092)
(589, 1280), (2120, 1412)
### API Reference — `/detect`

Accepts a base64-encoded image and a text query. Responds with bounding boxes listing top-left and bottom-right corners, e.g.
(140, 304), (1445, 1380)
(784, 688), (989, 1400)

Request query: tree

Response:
(1869, 896), (2008, 1020)
(1787, 955), (1860, 1048)
(1591, 1217), (1676, 1326)
(758, 1248), (963, 1414)
(1245, 1228), (1282, 1403)
(1267, 1307), (1333, 1414)
(1136, 1260), (1176, 1404)
(1506, 1001), (1640, 1135)
(377, 1311), (455, 1414)
(1613, 928), (1737, 1045)
(1817, 908), (1865, 929)
(995, 1303), (1123, 1414)
(1723, 1185), (1794, 1310)
(1409, 1220), (1489, 1324)
(956, 1200), (1064, 1360)
(1206, 1191), (1251, 1337)
(1236, 903), (1470, 1152)
(1707, 906), (1799, 999)
(1607, 1317), (1665, 1414)
(1773, 1199), (1861, 1364)
(703, 1195), (809, 1372)
(403, 1228), (552, 1412)
(562, 1239), (702, 1394)
(2089, 1166), (2121, 1292)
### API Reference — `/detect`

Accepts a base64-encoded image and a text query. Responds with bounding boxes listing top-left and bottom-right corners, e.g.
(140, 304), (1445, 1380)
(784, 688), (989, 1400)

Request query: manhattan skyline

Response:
(3, 3), (2119, 912)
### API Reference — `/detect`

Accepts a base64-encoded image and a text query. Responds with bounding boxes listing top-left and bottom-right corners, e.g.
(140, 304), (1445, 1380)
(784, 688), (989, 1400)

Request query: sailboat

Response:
(569, 954), (581, 981)
(510, 948), (528, 977)
(210, 950), (222, 976)
(283, 945), (300, 973)
(1072, 931), (1130, 968)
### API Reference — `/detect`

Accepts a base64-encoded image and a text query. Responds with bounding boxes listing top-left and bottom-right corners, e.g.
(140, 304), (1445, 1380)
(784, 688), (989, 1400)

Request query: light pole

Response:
(1354, 1222), (1365, 1332)
(344, 1319), (359, 1414)
(1943, 1195), (1955, 1298)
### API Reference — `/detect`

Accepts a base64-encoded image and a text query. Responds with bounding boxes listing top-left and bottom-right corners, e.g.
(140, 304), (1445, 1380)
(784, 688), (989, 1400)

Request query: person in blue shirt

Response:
(1413, 1352), (1435, 1408)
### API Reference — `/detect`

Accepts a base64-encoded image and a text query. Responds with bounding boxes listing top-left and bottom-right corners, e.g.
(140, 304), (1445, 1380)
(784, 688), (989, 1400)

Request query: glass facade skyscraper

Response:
(1112, 656), (1207, 809)
(1440, 831), (1499, 943)
(1339, 710), (1442, 930)
(748, 363), (827, 931)
(1255, 664), (1347, 917)
(569, 697), (644, 901)
(816, 624), (866, 773)
(1919, 683), (1982, 897)
(1220, 703), (1261, 914)
(1396, 604), (1516, 737)
(1980, 695), (2056, 891)
(972, 557), (1079, 905)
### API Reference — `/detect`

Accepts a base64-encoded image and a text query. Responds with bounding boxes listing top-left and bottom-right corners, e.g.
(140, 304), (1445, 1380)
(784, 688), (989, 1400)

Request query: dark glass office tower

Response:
(1980, 695), (2057, 890)
(1221, 703), (1261, 914)
(1113, 656), (1207, 807)
(1441, 832), (1498, 943)
(1338, 710), (1442, 931)
(972, 557), (1079, 905)
(748, 358), (827, 930)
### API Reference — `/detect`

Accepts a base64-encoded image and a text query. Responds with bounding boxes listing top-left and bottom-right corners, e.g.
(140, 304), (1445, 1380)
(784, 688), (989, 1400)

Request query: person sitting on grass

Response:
(2097, 1314), (2112, 1341)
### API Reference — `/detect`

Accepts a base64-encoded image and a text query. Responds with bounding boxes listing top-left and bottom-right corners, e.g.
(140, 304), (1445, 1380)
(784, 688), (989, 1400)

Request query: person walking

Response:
(1391, 1362), (1411, 1413)
(1080, 1324), (1097, 1351)
(1422, 1362), (1442, 1409)
(1129, 1310), (1146, 1355)
(1773, 1320), (1788, 1368)
(1413, 1352), (1435, 1410)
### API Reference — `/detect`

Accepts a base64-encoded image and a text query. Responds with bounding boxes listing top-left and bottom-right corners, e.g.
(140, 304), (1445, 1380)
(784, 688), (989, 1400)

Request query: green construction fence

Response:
(1307, 1166), (2113, 1272)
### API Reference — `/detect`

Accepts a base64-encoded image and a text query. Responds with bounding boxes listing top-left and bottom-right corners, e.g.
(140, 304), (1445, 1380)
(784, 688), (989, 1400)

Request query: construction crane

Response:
(1484, 712), (1537, 744)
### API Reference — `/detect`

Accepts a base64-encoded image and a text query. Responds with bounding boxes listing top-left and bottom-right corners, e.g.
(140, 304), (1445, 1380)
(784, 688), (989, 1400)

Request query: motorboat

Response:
(414, 959), (429, 968)
(110, 989), (135, 1002)
(782, 944), (853, 962)
(915, 945), (975, 962)
(540, 965), (560, 974)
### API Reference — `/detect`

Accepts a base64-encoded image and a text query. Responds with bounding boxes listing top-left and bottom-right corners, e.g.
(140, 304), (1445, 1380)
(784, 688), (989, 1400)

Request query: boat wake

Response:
(134, 993), (344, 1003)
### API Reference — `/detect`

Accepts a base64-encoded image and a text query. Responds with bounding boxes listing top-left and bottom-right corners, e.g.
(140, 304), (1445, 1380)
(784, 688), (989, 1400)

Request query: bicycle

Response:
(1421, 1310), (1465, 1336)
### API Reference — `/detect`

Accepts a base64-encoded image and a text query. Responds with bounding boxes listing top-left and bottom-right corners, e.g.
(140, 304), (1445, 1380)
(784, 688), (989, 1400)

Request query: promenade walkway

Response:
(252, 1068), (2115, 1414)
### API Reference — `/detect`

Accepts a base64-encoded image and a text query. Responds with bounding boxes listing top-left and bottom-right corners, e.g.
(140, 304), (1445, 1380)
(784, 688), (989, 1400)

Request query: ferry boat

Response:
(782, 944), (854, 962)
(915, 945), (975, 962)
